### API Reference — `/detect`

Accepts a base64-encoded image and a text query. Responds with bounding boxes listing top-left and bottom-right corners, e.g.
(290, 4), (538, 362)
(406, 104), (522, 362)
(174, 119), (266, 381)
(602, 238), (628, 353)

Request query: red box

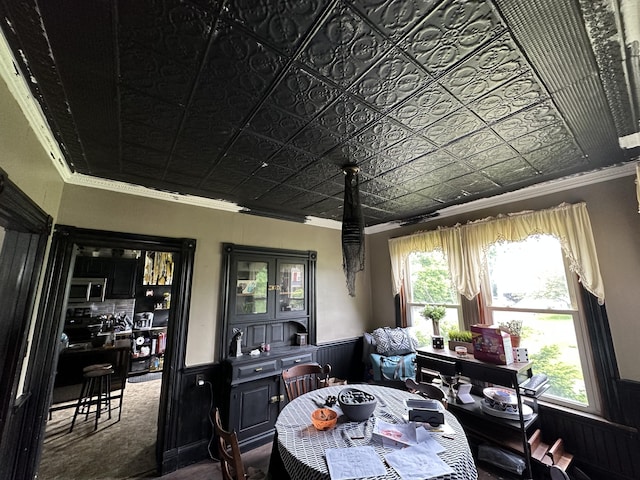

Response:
(471, 324), (514, 365)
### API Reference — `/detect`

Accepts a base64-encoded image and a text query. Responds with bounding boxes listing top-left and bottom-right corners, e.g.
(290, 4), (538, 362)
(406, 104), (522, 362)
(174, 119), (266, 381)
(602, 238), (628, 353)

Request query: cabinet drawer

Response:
(280, 353), (314, 369)
(234, 360), (278, 381)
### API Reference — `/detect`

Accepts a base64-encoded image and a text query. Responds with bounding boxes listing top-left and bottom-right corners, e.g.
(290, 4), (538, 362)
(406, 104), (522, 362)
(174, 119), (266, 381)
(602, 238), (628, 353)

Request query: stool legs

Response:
(70, 367), (114, 432)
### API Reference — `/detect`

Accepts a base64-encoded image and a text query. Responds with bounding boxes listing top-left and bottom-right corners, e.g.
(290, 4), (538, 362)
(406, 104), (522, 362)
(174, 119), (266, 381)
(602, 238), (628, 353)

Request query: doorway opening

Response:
(33, 226), (195, 478)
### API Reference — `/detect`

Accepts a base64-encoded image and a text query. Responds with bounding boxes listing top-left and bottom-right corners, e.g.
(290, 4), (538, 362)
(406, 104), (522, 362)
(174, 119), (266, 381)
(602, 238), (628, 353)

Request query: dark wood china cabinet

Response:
(218, 243), (317, 450)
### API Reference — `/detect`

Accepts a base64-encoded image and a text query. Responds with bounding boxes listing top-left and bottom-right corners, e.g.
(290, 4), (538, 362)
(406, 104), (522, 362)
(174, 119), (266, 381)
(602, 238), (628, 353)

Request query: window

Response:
(406, 250), (462, 347)
(482, 234), (601, 414)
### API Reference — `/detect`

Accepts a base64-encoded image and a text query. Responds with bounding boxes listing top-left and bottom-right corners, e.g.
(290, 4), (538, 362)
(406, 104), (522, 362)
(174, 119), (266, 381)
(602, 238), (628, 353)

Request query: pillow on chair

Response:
(372, 327), (418, 356)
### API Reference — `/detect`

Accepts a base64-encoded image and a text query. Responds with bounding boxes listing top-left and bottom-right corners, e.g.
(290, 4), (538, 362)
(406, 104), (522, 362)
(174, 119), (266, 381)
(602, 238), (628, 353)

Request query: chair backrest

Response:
(405, 378), (447, 408)
(282, 362), (331, 401)
(214, 408), (246, 480)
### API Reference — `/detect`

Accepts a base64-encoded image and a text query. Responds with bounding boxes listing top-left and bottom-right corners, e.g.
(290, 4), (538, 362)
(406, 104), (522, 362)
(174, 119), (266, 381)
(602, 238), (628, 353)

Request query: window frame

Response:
(479, 236), (603, 415)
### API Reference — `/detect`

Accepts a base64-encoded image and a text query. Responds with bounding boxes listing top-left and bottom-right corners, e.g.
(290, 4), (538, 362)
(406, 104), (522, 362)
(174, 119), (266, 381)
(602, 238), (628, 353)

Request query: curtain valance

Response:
(388, 202), (605, 304)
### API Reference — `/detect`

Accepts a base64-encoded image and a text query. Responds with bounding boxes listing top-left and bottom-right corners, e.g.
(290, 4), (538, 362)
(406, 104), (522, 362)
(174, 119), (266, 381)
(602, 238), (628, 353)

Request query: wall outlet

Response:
(195, 374), (205, 386)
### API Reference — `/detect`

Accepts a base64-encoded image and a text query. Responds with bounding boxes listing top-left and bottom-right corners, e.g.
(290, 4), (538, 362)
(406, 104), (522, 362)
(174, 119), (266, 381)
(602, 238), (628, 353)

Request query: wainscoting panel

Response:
(618, 379), (640, 428)
(539, 405), (640, 480)
(316, 337), (362, 382)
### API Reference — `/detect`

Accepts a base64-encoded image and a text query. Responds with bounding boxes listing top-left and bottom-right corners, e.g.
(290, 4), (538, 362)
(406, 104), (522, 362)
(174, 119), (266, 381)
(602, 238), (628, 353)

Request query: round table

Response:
(275, 384), (478, 480)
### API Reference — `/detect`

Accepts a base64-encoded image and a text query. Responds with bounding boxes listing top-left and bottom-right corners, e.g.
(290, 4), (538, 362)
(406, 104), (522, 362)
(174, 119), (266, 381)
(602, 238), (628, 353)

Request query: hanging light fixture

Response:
(341, 164), (365, 296)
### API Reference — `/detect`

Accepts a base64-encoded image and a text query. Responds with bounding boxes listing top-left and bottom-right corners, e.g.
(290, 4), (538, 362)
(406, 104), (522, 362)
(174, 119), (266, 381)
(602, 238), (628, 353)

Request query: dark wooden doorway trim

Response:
(31, 225), (195, 477)
(0, 168), (52, 480)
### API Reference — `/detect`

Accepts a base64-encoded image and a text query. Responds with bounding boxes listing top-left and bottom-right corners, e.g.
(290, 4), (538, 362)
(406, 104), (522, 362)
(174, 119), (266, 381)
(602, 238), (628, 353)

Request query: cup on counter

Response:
(455, 346), (467, 357)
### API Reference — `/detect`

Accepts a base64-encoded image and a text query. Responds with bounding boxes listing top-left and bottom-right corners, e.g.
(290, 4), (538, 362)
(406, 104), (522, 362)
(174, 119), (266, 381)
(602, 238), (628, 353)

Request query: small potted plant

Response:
(499, 319), (523, 347)
(447, 329), (474, 353)
(421, 304), (446, 335)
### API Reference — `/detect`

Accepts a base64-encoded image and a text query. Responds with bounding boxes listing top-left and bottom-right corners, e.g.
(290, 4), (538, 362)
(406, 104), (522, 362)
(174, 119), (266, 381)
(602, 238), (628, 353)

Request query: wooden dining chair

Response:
(214, 407), (246, 480)
(405, 378), (448, 408)
(282, 362), (331, 401)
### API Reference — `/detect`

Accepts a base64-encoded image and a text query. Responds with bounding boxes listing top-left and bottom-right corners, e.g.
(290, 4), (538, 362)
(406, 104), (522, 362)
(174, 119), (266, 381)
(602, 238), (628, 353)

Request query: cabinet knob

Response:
(294, 359), (302, 363)
(254, 367), (263, 372)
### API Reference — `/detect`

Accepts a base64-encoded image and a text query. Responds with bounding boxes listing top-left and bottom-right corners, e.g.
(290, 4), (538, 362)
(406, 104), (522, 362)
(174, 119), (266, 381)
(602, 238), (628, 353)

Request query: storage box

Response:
(471, 324), (514, 365)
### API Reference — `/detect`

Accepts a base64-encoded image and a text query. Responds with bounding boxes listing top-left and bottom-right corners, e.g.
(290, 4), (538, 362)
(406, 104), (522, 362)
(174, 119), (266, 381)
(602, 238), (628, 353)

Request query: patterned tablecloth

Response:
(275, 384), (478, 480)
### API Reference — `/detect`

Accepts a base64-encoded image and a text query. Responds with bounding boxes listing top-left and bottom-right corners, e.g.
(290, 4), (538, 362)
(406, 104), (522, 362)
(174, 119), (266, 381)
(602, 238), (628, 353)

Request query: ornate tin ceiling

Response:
(1, 0), (638, 226)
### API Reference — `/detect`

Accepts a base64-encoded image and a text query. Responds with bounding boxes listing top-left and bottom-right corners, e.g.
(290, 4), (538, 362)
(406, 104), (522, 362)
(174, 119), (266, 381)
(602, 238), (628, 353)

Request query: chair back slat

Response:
(282, 363), (331, 401)
(214, 408), (246, 480)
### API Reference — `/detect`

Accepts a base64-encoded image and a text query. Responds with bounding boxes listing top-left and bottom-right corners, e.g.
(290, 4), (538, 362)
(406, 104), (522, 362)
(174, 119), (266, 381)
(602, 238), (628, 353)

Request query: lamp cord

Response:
(205, 380), (216, 460)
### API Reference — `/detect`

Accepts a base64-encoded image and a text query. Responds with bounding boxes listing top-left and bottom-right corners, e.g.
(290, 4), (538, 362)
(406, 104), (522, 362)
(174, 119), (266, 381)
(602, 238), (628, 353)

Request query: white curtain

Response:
(388, 202), (605, 304)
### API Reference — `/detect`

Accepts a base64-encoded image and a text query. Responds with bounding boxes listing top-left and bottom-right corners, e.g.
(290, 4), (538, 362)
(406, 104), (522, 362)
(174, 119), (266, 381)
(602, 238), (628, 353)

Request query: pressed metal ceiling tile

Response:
(265, 66), (341, 120)
(402, 0), (505, 75)
(440, 33), (529, 105)
(388, 83), (458, 131)
(247, 105), (308, 143)
(422, 108), (484, 146)
(468, 72), (547, 123)
(350, 47), (429, 111)
(492, 101), (562, 141)
(223, 0), (331, 55)
(482, 157), (538, 185)
(3, 0), (636, 226)
(463, 143), (518, 170)
(298, 3), (390, 87)
(445, 129), (504, 158)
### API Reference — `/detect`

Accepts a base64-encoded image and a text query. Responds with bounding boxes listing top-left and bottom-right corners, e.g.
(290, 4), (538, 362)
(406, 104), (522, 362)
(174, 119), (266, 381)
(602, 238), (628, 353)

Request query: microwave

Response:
(68, 277), (107, 303)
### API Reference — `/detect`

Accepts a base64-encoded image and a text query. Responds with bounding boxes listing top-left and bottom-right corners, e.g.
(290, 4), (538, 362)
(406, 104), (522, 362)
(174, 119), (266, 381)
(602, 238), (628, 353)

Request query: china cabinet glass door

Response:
(278, 262), (305, 314)
(235, 260), (269, 315)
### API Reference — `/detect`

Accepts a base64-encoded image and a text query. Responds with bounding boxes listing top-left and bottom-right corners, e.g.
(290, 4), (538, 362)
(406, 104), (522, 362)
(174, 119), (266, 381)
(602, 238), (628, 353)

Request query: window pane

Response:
(486, 235), (573, 309)
(486, 235), (592, 409)
(492, 311), (587, 405)
(409, 251), (457, 304)
(409, 305), (459, 347)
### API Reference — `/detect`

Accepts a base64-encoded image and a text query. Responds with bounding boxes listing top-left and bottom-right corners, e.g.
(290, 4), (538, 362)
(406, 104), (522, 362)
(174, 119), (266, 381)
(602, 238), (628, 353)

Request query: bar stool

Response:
(69, 363), (114, 432)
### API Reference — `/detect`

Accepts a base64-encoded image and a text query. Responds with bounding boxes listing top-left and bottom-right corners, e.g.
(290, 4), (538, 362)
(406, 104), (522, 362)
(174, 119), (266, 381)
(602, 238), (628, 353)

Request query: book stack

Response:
(519, 374), (549, 396)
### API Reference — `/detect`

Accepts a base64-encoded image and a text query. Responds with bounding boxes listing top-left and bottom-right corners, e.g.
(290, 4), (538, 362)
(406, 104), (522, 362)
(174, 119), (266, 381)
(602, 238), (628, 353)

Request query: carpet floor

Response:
(39, 378), (161, 479)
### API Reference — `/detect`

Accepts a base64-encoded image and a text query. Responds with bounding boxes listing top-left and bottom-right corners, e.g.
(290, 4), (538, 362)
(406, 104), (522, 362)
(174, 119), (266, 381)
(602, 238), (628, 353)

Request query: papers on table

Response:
(372, 419), (417, 447)
(325, 446), (386, 480)
(385, 443), (454, 480)
(327, 419), (456, 479)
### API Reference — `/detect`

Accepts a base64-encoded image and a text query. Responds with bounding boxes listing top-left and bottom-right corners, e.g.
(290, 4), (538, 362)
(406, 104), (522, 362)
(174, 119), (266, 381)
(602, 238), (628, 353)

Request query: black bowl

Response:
(337, 387), (377, 422)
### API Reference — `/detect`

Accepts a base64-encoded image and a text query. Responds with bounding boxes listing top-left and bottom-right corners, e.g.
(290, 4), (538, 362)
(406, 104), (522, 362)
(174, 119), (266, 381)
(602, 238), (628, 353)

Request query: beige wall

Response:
(0, 70), (63, 218)
(56, 185), (372, 365)
(368, 176), (640, 381)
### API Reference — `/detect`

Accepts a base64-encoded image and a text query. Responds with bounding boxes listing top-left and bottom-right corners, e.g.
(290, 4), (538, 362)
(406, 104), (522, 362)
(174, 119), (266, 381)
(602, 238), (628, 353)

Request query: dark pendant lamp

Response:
(342, 164), (365, 296)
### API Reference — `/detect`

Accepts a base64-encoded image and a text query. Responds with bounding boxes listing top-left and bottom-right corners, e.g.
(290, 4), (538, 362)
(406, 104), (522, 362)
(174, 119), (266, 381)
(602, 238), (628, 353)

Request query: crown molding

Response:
(0, 29), (71, 181)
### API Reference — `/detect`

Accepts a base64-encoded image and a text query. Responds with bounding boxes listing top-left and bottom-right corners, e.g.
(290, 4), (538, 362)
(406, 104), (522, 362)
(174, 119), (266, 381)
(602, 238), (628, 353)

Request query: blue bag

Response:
(370, 353), (416, 382)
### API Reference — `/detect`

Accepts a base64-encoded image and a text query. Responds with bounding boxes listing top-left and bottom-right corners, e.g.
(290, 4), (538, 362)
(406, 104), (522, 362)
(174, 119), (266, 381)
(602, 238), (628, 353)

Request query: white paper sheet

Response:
(416, 427), (446, 454)
(325, 446), (387, 480)
(385, 443), (454, 480)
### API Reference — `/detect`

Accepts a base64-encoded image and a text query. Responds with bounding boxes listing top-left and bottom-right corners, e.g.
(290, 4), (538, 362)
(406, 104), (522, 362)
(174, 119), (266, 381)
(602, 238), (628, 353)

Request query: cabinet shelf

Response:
(417, 346), (537, 479)
(449, 393), (538, 432)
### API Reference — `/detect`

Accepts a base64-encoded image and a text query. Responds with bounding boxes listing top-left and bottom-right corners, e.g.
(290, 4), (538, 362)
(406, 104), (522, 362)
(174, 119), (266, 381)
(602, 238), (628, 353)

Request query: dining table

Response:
(274, 384), (478, 480)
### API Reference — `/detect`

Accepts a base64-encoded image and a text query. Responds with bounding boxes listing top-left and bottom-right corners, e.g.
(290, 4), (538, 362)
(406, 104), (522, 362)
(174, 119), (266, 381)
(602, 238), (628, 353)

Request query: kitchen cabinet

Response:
(416, 347), (544, 479)
(73, 256), (138, 299)
(218, 243), (317, 450)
